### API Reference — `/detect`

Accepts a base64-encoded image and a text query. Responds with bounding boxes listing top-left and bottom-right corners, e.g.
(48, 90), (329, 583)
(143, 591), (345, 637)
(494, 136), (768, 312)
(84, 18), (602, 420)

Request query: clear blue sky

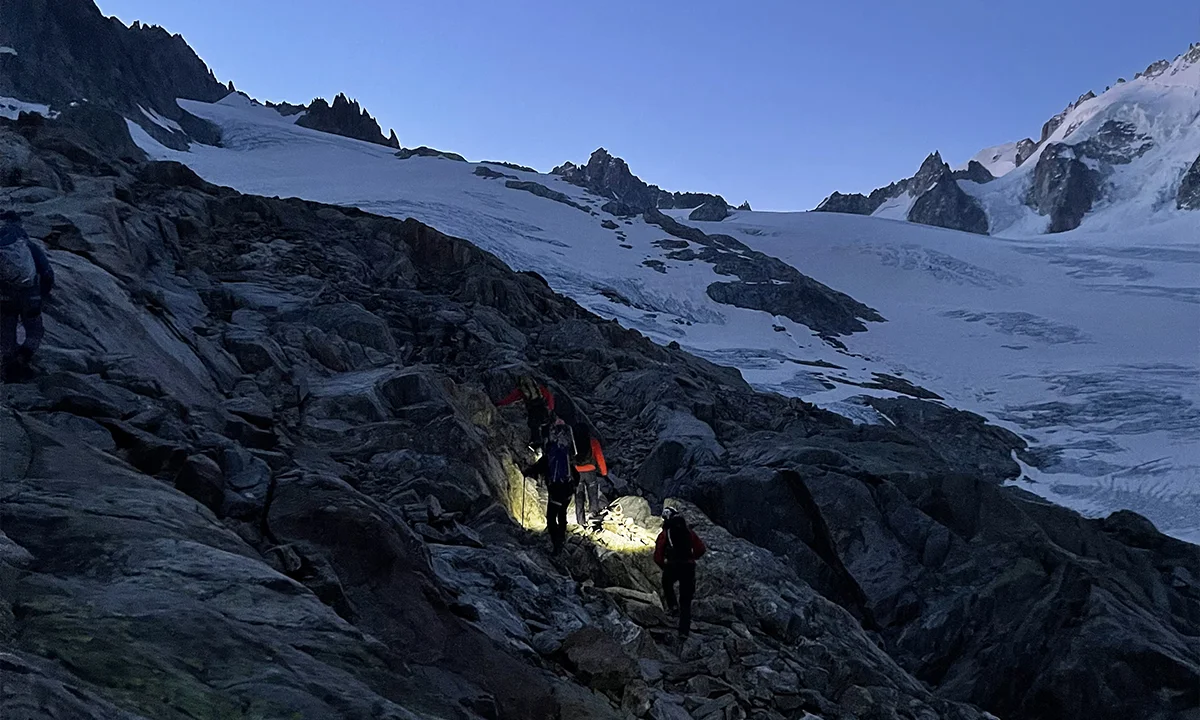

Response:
(97, 0), (1197, 210)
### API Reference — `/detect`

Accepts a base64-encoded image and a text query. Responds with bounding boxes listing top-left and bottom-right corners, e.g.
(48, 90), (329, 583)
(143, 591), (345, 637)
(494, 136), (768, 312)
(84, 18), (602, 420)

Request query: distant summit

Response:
(814, 43), (1200, 235)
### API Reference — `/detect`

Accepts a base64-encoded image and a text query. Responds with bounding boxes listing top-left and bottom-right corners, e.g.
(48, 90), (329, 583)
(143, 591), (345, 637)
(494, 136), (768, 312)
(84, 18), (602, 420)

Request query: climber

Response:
(497, 374), (556, 453)
(0, 210), (54, 381)
(654, 507), (707, 638)
(522, 415), (577, 555)
(572, 422), (608, 529)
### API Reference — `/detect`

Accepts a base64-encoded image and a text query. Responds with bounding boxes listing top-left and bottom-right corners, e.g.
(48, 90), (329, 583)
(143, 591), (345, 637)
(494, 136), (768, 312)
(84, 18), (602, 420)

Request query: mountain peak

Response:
(296, 94), (399, 148)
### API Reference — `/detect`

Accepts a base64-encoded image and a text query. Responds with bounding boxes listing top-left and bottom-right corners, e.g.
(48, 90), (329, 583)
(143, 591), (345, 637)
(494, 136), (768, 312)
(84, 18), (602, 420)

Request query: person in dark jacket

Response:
(523, 416), (577, 555)
(653, 507), (707, 637)
(0, 210), (54, 380)
(572, 423), (608, 529)
(498, 375), (555, 452)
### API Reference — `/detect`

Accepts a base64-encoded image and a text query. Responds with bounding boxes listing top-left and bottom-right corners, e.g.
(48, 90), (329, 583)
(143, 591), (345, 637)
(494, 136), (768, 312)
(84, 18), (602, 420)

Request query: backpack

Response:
(0, 225), (36, 289)
(664, 517), (694, 565)
(544, 420), (576, 486)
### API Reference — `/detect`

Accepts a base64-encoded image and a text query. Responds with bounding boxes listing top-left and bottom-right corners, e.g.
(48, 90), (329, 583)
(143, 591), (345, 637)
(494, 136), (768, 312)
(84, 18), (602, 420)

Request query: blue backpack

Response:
(545, 420), (576, 486)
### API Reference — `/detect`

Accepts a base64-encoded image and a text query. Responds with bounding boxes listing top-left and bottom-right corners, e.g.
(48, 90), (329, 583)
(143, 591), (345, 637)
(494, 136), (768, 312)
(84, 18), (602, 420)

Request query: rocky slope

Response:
(815, 44), (1200, 236)
(554, 148), (733, 216)
(2, 108), (1198, 720)
(0, 0), (229, 150)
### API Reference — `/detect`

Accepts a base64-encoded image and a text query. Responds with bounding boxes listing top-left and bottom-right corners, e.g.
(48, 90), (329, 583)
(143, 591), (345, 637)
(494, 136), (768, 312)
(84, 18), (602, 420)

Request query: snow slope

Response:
(126, 93), (1200, 544)
(967, 141), (1023, 177)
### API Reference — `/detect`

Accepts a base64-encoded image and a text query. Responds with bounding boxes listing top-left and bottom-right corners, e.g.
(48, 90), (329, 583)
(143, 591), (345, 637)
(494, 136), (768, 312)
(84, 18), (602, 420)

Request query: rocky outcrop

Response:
(737, 201), (752, 211)
(908, 174), (989, 234)
(395, 145), (466, 161)
(687, 197), (730, 222)
(1027, 143), (1098, 233)
(1015, 138), (1039, 166)
(474, 165), (515, 180)
(1179, 154), (1200, 210)
(909, 151), (950, 194)
(814, 153), (953, 216)
(814, 190), (876, 215)
(1040, 91), (1097, 143)
(296, 93), (400, 149)
(3, 110), (1196, 720)
(658, 190), (728, 210)
(504, 179), (592, 213)
(0, 0), (228, 149)
(1074, 119), (1153, 165)
(482, 160), (536, 173)
(642, 208), (884, 337)
(553, 148), (727, 213)
(951, 160), (995, 184)
(554, 148), (659, 212)
(816, 153), (989, 234)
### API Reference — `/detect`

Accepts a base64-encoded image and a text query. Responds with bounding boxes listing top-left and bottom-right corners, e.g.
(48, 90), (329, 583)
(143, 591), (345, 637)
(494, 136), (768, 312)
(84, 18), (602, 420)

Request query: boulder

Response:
(175, 453), (225, 513)
(558, 627), (639, 695)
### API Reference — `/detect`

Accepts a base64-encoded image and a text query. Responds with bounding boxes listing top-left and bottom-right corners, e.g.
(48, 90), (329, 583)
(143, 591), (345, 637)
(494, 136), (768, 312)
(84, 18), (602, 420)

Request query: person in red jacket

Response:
(572, 423), (608, 528)
(653, 507), (707, 637)
(497, 375), (555, 451)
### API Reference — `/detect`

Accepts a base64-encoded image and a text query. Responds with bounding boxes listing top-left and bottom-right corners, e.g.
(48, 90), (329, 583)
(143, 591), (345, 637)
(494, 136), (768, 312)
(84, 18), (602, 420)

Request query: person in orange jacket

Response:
(497, 375), (555, 451)
(653, 507), (707, 637)
(571, 423), (608, 528)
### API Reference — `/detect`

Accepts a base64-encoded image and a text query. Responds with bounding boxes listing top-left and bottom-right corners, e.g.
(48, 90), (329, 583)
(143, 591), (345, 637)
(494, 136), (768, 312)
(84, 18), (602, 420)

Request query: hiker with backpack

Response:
(522, 415), (577, 554)
(572, 422), (608, 529)
(654, 507), (707, 637)
(0, 210), (54, 381)
(498, 375), (556, 453)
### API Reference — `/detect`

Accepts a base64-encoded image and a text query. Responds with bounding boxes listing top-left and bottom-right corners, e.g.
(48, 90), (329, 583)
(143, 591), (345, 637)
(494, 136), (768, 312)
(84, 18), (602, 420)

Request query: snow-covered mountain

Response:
(113, 92), (1200, 543)
(817, 44), (1200, 236)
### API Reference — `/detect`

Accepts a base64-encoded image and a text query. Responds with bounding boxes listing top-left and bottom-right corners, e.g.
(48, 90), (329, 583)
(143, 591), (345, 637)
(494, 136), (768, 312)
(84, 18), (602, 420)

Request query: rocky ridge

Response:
(815, 153), (990, 235)
(0, 0), (229, 150)
(2, 111), (1197, 720)
(295, 93), (401, 149)
(554, 148), (733, 216)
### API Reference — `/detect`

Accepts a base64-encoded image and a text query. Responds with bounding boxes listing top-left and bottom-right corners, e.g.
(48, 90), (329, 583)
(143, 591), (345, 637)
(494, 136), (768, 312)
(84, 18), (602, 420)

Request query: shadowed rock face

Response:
(814, 190), (877, 215)
(0, 0), (228, 149)
(2, 113), (1197, 720)
(687, 197), (731, 222)
(951, 160), (995, 184)
(908, 174), (990, 235)
(1028, 143), (1099, 233)
(1178, 153), (1200, 210)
